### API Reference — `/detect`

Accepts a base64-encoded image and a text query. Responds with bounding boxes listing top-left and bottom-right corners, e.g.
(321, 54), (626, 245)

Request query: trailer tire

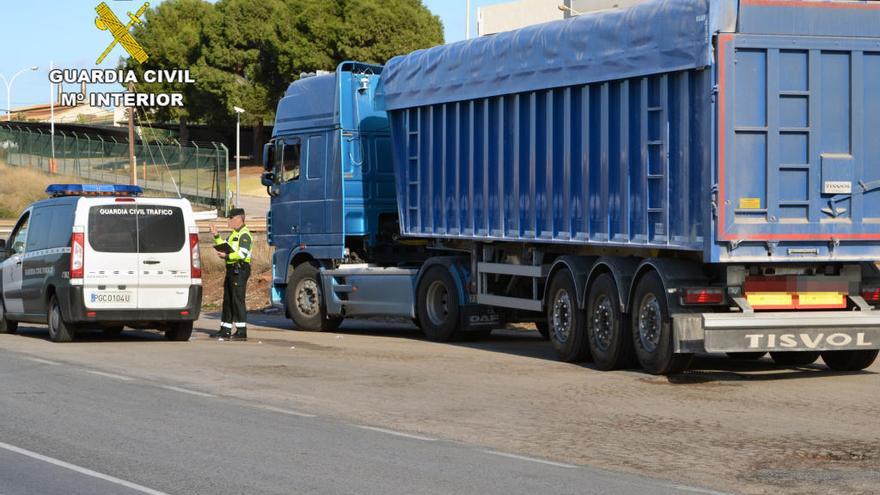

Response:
(416, 266), (462, 342)
(287, 262), (343, 332)
(535, 320), (550, 340)
(546, 270), (590, 363)
(0, 299), (17, 334)
(47, 295), (76, 343)
(726, 352), (766, 360)
(632, 272), (692, 375)
(586, 273), (635, 370)
(821, 350), (878, 372)
(770, 351), (820, 367)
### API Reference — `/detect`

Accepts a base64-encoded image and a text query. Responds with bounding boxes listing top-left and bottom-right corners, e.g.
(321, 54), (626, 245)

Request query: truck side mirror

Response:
(262, 142), (274, 171)
(261, 172), (276, 187)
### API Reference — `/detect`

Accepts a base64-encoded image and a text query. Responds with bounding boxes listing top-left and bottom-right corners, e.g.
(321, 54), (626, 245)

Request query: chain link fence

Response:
(0, 124), (229, 213)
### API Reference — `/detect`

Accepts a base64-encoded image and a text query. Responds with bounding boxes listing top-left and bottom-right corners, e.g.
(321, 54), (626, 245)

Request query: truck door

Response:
(298, 133), (333, 246)
(274, 136), (303, 250)
(1, 210), (30, 315)
(717, 33), (880, 243)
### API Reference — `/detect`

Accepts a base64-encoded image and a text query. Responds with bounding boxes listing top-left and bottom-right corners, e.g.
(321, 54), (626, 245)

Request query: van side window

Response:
(8, 211), (30, 255)
(279, 138), (302, 182)
(26, 207), (52, 252)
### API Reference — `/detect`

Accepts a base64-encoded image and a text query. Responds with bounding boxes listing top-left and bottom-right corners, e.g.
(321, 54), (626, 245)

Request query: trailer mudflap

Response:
(673, 311), (880, 354)
(459, 304), (505, 332)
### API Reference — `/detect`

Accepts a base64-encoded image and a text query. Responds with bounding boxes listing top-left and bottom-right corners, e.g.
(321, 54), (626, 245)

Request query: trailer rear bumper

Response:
(673, 311), (880, 353)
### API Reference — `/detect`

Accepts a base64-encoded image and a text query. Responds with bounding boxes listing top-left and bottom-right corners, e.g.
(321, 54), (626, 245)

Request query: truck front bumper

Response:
(673, 310), (880, 353)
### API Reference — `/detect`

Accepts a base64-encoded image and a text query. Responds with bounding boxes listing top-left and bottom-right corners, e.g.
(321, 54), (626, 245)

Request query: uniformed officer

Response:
(209, 208), (253, 341)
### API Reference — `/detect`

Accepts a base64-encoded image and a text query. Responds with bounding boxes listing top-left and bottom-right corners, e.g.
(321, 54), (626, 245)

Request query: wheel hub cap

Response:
(638, 295), (662, 352)
(592, 295), (614, 351)
(552, 289), (573, 343)
(295, 279), (320, 317)
(425, 281), (450, 326)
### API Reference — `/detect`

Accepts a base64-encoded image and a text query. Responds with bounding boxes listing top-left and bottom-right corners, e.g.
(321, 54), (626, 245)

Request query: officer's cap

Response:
(228, 208), (246, 218)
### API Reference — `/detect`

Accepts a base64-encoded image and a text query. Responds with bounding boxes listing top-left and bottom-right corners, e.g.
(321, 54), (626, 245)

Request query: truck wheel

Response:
(165, 322), (193, 341)
(821, 350), (878, 372)
(632, 272), (692, 375)
(287, 262), (342, 332)
(726, 352), (766, 360)
(0, 299), (17, 334)
(770, 351), (820, 367)
(416, 266), (462, 342)
(586, 273), (636, 370)
(535, 320), (550, 340)
(546, 270), (590, 363)
(47, 295), (76, 343)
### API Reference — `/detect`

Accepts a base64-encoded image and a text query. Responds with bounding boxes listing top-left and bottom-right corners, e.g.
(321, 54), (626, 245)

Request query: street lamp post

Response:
(0, 66), (39, 122)
(233, 106), (246, 208)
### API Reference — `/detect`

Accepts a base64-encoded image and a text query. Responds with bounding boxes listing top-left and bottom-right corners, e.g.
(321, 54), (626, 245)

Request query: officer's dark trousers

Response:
(221, 263), (251, 331)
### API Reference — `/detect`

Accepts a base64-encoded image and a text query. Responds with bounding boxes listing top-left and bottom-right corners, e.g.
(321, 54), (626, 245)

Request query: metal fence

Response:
(0, 124), (229, 213)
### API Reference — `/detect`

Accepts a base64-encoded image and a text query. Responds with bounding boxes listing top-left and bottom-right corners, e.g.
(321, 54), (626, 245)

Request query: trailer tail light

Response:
(862, 288), (880, 304)
(189, 232), (201, 279)
(682, 288), (724, 305)
(70, 230), (85, 281)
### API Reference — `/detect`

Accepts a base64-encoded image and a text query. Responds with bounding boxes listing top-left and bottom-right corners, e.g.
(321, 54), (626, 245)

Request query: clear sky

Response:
(0, 0), (510, 115)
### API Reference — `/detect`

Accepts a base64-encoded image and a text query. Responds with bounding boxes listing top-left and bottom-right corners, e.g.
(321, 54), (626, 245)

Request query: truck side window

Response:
(8, 211), (30, 255)
(280, 138), (302, 182)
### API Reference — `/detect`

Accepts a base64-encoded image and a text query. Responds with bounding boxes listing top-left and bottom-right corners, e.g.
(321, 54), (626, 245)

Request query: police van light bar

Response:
(46, 184), (144, 197)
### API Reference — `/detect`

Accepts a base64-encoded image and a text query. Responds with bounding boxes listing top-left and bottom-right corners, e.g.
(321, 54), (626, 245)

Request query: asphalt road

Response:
(0, 349), (723, 495)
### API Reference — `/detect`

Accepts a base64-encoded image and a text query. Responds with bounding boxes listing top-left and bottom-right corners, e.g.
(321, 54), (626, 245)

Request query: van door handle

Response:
(143, 260), (160, 265)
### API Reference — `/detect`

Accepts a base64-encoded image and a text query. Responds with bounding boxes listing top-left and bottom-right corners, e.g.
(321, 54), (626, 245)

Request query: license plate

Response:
(89, 291), (132, 305)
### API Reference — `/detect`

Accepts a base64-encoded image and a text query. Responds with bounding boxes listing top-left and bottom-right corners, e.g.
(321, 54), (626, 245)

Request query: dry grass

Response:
(0, 162), (58, 218)
(200, 233), (273, 311)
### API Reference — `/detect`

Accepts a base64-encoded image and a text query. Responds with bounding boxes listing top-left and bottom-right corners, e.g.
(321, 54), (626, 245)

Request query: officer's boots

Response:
(210, 328), (232, 339)
(229, 328), (247, 341)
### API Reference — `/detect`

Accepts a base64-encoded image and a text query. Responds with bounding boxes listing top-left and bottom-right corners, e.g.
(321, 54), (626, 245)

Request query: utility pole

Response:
(128, 82), (136, 185)
(49, 61), (56, 174)
(233, 106), (246, 208)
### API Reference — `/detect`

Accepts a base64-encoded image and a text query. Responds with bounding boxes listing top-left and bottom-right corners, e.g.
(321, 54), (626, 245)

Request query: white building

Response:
(477, 0), (648, 36)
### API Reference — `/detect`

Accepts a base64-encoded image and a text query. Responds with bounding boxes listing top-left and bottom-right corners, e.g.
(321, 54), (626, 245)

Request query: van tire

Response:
(0, 299), (17, 334)
(287, 262), (342, 332)
(416, 266), (462, 342)
(770, 351), (820, 367)
(165, 322), (193, 341)
(632, 272), (692, 375)
(586, 273), (636, 370)
(821, 350), (879, 372)
(47, 296), (76, 343)
(546, 269), (590, 363)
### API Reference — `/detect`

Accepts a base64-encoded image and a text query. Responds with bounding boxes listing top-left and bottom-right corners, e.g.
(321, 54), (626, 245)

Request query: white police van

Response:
(0, 184), (202, 342)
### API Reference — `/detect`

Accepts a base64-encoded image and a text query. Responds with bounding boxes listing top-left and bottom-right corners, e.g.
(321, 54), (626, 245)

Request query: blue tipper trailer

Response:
(262, 0), (880, 374)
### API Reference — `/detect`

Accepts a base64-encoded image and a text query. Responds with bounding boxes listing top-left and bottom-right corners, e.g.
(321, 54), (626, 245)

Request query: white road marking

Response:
(0, 440), (171, 495)
(480, 450), (578, 469)
(664, 484), (733, 495)
(355, 425), (436, 442)
(84, 370), (134, 381)
(159, 385), (216, 398)
(23, 357), (61, 366)
(257, 405), (316, 418)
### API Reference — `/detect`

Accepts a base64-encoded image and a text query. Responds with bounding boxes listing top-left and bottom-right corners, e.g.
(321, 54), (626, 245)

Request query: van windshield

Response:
(88, 205), (185, 253)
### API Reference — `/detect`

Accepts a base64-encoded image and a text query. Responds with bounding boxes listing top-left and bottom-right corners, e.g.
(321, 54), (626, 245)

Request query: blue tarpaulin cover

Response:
(379, 0), (723, 111)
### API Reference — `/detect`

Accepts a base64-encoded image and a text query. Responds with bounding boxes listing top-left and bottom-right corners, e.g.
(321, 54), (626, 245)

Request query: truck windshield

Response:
(88, 205), (185, 253)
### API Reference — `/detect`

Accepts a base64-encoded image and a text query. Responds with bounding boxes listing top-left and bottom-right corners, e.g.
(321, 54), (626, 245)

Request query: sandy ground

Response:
(2, 315), (878, 495)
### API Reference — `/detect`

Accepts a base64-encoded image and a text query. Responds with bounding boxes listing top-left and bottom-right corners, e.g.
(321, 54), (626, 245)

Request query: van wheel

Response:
(546, 270), (590, 363)
(586, 273), (636, 370)
(165, 322), (193, 341)
(770, 352), (820, 367)
(416, 266), (462, 342)
(632, 272), (692, 375)
(47, 296), (76, 343)
(535, 320), (550, 340)
(287, 262), (342, 332)
(821, 350), (879, 372)
(0, 299), (17, 334)
(727, 352), (766, 360)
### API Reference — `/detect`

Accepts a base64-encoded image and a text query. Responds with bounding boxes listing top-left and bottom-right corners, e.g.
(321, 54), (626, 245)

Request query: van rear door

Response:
(133, 200), (191, 310)
(84, 201), (140, 310)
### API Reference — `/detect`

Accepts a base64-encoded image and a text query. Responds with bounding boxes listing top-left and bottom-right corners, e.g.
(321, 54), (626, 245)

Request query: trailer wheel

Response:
(632, 272), (692, 375)
(586, 273), (635, 370)
(821, 350), (879, 372)
(416, 266), (462, 342)
(726, 352), (766, 360)
(535, 320), (550, 340)
(0, 298), (17, 334)
(47, 295), (76, 343)
(546, 270), (590, 363)
(770, 352), (820, 367)
(287, 262), (343, 332)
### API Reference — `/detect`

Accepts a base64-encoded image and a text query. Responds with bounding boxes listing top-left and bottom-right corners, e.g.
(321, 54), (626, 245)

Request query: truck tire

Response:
(287, 262), (342, 332)
(821, 350), (879, 372)
(770, 351), (820, 367)
(726, 352), (766, 360)
(535, 320), (550, 340)
(546, 270), (590, 363)
(632, 272), (692, 375)
(47, 295), (76, 343)
(165, 322), (193, 341)
(586, 273), (635, 370)
(416, 266), (462, 342)
(0, 298), (17, 334)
